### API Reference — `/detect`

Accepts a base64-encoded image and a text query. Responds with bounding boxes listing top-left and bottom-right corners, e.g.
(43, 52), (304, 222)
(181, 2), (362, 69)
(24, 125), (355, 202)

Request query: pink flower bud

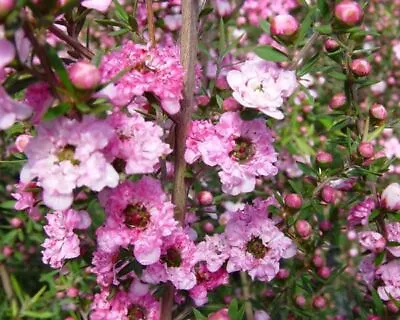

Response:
(270, 14), (299, 37)
(202, 222), (214, 233)
(318, 266), (331, 279)
(370, 103), (387, 120)
(381, 183), (400, 211)
(69, 61), (100, 90)
(335, 0), (363, 26)
(10, 217), (23, 228)
(0, 0), (15, 19)
(295, 219), (312, 238)
(329, 93), (346, 109)
(196, 95), (210, 106)
(312, 254), (325, 267)
(2, 246), (13, 257)
(15, 134), (32, 153)
(56, 291), (65, 299)
(319, 220), (332, 232)
(358, 142), (374, 158)
(197, 191), (213, 206)
(316, 151), (333, 164)
(284, 193), (303, 209)
(295, 295), (306, 307)
(277, 268), (290, 279)
(66, 287), (79, 298)
(208, 308), (229, 320)
(223, 97), (241, 111)
(325, 39), (340, 52)
(367, 316), (381, 320)
(387, 301), (399, 313)
(313, 296), (327, 309)
(321, 186), (336, 203)
(350, 58), (371, 77)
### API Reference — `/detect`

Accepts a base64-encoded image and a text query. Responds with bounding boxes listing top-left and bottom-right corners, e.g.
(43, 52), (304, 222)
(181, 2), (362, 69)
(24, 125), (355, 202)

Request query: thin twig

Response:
(0, 264), (14, 300)
(145, 0), (156, 47)
(240, 272), (254, 320)
(290, 32), (320, 70)
(48, 24), (94, 60)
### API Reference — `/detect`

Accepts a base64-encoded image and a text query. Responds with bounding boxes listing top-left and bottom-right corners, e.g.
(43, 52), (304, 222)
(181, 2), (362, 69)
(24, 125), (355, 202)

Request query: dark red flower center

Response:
(128, 304), (146, 320)
(160, 247), (182, 268)
(246, 237), (268, 259)
(124, 204), (151, 229)
(230, 137), (255, 163)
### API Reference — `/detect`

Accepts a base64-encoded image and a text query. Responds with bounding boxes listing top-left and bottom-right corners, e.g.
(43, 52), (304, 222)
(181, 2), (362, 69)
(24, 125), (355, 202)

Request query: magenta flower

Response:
(99, 41), (184, 115)
(347, 198), (376, 227)
(376, 260), (400, 301)
(24, 82), (53, 124)
(386, 222), (400, 257)
(0, 87), (32, 130)
(358, 231), (386, 253)
(42, 209), (91, 268)
(105, 112), (171, 174)
(20, 116), (119, 210)
(227, 58), (297, 119)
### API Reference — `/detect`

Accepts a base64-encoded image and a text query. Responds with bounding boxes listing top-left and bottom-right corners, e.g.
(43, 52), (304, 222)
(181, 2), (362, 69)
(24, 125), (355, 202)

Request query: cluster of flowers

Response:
(348, 183), (400, 301)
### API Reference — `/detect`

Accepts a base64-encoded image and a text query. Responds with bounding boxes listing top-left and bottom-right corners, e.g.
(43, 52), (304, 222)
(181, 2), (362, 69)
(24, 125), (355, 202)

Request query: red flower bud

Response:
(358, 142), (375, 158)
(324, 39), (340, 52)
(270, 14), (299, 37)
(350, 58), (371, 77)
(370, 103), (388, 120)
(197, 191), (213, 206)
(69, 61), (101, 90)
(284, 193), (303, 209)
(321, 186), (336, 203)
(313, 296), (327, 309)
(318, 266), (331, 279)
(295, 219), (312, 238)
(316, 151), (333, 164)
(295, 295), (306, 307)
(329, 93), (346, 109)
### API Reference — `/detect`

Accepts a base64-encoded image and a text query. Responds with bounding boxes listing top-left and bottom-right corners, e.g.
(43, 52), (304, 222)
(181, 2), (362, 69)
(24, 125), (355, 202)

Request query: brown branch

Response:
(145, 0), (156, 47)
(160, 1), (199, 319)
(48, 24), (94, 60)
(240, 272), (254, 320)
(0, 264), (14, 300)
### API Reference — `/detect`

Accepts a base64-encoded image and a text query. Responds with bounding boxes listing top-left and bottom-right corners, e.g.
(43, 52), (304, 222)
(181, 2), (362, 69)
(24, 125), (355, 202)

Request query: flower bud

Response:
(295, 295), (306, 307)
(370, 103), (387, 120)
(277, 268), (290, 279)
(321, 186), (336, 203)
(223, 97), (241, 111)
(324, 39), (340, 52)
(284, 193), (303, 209)
(66, 287), (79, 298)
(197, 191), (213, 206)
(0, 0), (15, 20)
(358, 142), (374, 158)
(312, 254), (325, 267)
(15, 134), (32, 153)
(202, 222), (214, 233)
(387, 301), (399, 313)
(318, 266), (331, 279)
(316, 151), (333, 165)
(313, 296), (327, 309)
(367, 316), (381, 320)
(319, 220), (332, 232)
(208, 308), (229, 320)
(10, 217), (23, 228)
(335, 0), (363, 26)
(381, 183), (400, 211)
(2, 245), (13, 257)
(295, 219), (312, 238)
(329, 93), (346, 109)
(350, 58), (371, 77)
(69, 61), (101, 90)
(270, 14), (299, 38)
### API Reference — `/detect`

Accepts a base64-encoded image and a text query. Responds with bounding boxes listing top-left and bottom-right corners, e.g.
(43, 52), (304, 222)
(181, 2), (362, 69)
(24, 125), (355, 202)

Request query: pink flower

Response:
(359, 254), (376, 287)
(99, 41), (184, 115)
(42, 209), (91, 268)
(254, 310), (271, 320)
(358, 231), (386, 253)
(196, 234), (230, 272)
(20, 116), (119, 210)
(142, 227), (197, 290)
(189, 263), (229, 306)
(11, 181), (41, 220)
(24, 82), (53, 124)
(102, 177), (176, 264)
(15, 134), (32, 153)
(383, 137), (400, 159)
(227, 58), (296, 119)
(347, 198), (376, 227)
(105, 112), (171, 174)
(381, 183), (400, 212)
(376, 260), (400, 301)
(386, 222), (400, 257)
(215, 0), (233, 16)
(0, 39), (15, 69)
(81, 0), (112, 12)
(224, 199), (296, 281)
(241, 0), (299, 25)
(0, 87), (32, 130)
(186, 112), (278, 195)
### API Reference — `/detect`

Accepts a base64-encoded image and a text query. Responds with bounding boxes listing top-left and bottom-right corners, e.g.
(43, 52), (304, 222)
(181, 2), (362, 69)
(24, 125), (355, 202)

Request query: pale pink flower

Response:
(42, 209), (91, 268)
(376, 260), (400, 301)
(359, 254), (376, 287)
(20, 116), (119, 210)
(0, 87), (32, 130)
(11, 181), (41, 220)
(358, 231), (386, 253)
(81, 0), (112, 12)
(227, 58), (297, 119)
(347, 198), (376, 227)
(15, 134), (32, 153)
(224, 199), (296, 281)
(254, 310), (271, 320)
(381, 183), (400, 212)
(386, 222), (400, 257)
(241, 0), (299, 25)
(215, 0), (233, 16)
(99, 41), (184, 115)
(0, 39), (15, 69)
(141, 227), (197, 290)
(383, 137), (400, 159)
(24, 82), (54, 124)
(105, 112), (171, 174)
(196, 234), (230, 272)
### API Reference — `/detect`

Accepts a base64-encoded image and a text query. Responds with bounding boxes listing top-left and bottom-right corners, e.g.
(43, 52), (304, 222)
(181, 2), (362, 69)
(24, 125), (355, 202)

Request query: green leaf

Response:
(374, 251), (385, 266)
(193, 309), (207, 320)
(47, 47), (75, 94)
(259, 20), (270, 34)
(219, 18), (226, 55)
(295, 8), (315, 46)
(387, 241), (400, 247)
(294, 136), (316, 156)
(228, 299), (239, 319)
(315, 24), (332, 34)
(254, 46), (288, 62)
(317, 0), (330, 18)
(95, 19), (127, 28)
(42, 103), (71, 121)
(216, 95), (223, 109)
(10, 275), (25, 304)
(21, 311), (54, 318)
(0, 200), (16, 209)
(199, 7), (213, 18)
(371, 288), (384, 316)
(110, 28), (130, 36)
(329, 71), (347, 80)
(368, 209), (380, 222)
(114, 0), (129, 22)
(297, 162), (318, 177)
(297, 52), (320, 77)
